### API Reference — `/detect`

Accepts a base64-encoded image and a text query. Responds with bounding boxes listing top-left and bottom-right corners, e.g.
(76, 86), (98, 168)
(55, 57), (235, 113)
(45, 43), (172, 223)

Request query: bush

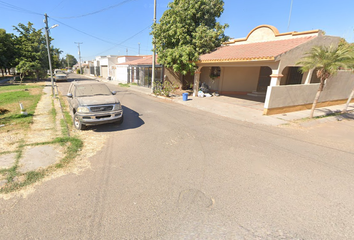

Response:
(154, 81), (178, 97)
(76, 69), (80, 74)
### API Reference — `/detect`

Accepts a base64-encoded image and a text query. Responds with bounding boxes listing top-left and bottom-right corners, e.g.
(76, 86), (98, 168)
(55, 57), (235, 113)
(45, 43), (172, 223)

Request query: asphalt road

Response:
(1, 75), (354, 239)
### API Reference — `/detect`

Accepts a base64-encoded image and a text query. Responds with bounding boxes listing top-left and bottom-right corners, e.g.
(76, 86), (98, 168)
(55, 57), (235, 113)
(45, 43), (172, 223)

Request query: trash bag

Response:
(199, 82), (209, 93)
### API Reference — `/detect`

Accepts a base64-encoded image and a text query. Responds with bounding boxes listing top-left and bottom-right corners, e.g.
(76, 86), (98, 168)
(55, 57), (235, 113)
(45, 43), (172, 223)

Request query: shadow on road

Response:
(337, 112), (354, 120)
(87, 105), (144, 132)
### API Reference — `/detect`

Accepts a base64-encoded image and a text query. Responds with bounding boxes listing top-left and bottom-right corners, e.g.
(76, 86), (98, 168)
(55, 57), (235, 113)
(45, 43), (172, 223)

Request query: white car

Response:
(54, 70), (67, 82)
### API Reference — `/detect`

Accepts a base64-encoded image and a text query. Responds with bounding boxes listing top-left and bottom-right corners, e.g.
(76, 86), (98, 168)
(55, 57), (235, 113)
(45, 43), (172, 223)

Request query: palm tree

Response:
(342, 43), (354, 113)
(297, 45), (353, 118)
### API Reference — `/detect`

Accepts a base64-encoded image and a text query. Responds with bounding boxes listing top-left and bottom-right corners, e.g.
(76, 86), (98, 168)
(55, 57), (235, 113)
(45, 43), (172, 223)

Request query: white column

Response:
(269, 69), (283, 86)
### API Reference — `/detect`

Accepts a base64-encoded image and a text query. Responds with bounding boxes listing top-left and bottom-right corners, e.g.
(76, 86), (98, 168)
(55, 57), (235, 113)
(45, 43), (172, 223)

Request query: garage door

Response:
(101, 66), (108, 79)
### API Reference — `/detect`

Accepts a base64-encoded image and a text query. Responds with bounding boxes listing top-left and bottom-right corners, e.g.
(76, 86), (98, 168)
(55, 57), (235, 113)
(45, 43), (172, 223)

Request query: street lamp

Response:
(44, 13), (58, 96)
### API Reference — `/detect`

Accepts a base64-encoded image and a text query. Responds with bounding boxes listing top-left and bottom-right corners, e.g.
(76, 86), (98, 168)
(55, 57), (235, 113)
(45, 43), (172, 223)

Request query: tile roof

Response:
(199, 36), (316, 63)
(117, 55), (159, 66)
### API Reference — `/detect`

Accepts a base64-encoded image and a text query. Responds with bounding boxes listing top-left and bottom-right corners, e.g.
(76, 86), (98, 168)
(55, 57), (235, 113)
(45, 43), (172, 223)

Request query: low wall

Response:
(113, 66), (128, 84)
(264, 71), (354, 114)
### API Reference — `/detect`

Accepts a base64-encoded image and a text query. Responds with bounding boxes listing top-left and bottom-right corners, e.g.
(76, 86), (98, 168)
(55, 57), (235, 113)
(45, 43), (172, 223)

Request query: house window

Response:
(286, 67), (303, 85)
(210, 67), (221, 79)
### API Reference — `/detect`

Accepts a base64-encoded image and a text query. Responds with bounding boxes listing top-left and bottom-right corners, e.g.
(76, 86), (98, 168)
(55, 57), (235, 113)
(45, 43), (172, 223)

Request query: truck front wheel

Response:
(73, 113), (85, 130)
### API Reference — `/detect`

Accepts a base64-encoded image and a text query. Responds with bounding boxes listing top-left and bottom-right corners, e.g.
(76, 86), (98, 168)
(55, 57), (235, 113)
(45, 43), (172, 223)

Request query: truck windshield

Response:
(75, 84), (112, 97)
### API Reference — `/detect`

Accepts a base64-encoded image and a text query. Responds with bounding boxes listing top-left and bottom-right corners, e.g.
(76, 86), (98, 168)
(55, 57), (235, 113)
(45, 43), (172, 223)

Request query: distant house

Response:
(91, 55), (119, 79)
(110, 55), (146, 83)
(191, 25), (354, 115)
(113, 55), (163, 87)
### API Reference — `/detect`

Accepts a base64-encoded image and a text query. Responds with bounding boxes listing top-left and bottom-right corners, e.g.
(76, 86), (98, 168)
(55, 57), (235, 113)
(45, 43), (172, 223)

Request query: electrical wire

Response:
(0, 0), (151, 59)
(0, 0), (42, 16)
(50, 17), (118, 45)
(93, 25), (151, 56)
(51, 0), (136, 19)
(50, 0), (68, 12)
(49, 16), (151, 58)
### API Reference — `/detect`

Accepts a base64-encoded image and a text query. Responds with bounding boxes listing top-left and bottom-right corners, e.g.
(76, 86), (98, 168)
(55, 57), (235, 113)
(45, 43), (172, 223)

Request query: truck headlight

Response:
(77, 107), (90, 113)
(113, 103), (122, 110)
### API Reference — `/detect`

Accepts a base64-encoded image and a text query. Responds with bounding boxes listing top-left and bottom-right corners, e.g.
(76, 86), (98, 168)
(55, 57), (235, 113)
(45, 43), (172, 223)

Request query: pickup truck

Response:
(66, 81), (123, 130)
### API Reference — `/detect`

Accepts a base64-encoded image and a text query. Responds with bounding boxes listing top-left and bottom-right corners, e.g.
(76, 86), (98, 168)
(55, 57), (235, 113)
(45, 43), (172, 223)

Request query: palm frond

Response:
(297, 44), (354, 77)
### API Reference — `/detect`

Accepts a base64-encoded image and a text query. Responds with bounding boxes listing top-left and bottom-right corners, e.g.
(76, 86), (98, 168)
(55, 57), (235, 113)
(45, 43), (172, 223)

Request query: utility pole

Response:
(44, 13), (54, 96)
(151, 0), (157, 93)
(138, 42), (140, 56)
(75, 42), (83, 74)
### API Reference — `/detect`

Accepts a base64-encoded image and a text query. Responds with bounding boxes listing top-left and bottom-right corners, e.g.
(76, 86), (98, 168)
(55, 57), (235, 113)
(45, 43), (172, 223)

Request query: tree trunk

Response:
(310, 78), (325, 118)
(343, 88), (354, 113)
(20, 73), (24, 85)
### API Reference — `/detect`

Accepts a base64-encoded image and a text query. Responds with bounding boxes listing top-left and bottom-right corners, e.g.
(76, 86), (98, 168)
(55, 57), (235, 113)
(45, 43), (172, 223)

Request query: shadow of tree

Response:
(336, 112), (354, 120)
(0, 113), (34, 124)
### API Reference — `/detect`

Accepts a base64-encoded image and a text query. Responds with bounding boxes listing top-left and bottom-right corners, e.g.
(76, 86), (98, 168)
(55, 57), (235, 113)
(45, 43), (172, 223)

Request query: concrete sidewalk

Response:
(122, 84), (354, 127)
(0, 85), (65, 188)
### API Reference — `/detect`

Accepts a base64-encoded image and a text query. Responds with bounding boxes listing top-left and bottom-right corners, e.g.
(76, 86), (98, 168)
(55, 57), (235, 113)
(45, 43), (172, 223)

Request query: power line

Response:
(92, 25), (151, 56)
(50, 16), (150, 54)
(0, 0), (152, 59)
(51, 0), (136, 19)
(50, 0), (68, 12)
(49, 17), (118, 45)
(0, 0), (42, 16)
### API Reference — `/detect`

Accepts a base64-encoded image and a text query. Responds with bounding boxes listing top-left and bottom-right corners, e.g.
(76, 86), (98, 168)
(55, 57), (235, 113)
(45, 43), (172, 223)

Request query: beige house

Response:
(193, 25), (354, 115)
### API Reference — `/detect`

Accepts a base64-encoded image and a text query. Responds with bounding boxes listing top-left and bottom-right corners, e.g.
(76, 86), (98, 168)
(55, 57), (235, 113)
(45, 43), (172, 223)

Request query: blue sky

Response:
(1, 0), (354, 62)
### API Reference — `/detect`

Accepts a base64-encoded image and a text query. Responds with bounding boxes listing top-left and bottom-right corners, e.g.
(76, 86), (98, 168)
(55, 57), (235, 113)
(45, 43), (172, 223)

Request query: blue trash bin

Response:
(182, 93), (188, 101)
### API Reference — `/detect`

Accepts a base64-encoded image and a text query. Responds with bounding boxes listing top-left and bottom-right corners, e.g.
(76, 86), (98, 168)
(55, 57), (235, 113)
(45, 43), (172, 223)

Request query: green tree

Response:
(52, 48), (63, 70)
(297, 44), (354, 118)
(16, 60), (41, 84)
(13, 22), (49, 80)
(64, 54), (78, 68)
(151, 0), (229, 75)
(0, 29), (16, 76)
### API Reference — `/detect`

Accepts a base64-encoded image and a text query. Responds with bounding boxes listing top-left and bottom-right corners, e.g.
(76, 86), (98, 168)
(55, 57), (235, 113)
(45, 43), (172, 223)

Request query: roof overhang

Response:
(197, 56), (275, 64)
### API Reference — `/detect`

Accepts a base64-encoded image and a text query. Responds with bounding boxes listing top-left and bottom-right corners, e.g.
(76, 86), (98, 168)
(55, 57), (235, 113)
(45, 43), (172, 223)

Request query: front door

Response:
(257, 67), (272, 92)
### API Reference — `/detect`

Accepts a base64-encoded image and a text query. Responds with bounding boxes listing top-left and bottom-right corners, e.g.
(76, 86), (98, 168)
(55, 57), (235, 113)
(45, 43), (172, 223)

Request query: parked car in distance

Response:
(54, 69), (67, 82)
(66, 81), (123, 130)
